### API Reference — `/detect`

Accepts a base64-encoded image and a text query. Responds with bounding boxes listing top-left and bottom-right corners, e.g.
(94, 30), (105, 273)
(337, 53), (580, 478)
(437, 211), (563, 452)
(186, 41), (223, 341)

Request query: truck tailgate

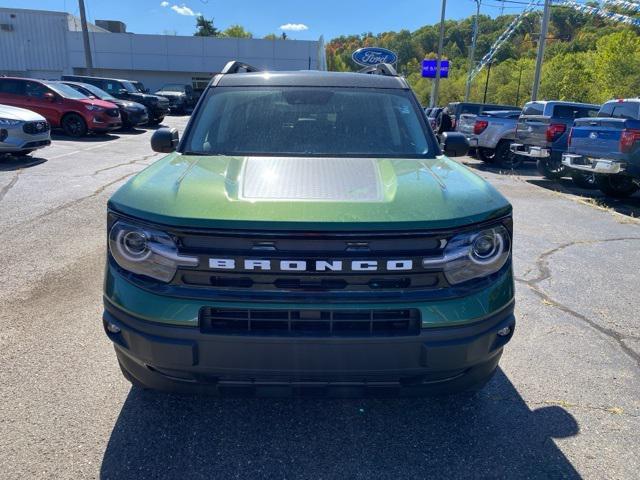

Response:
(457, 114), (476, 135)
(515, 115), (550, 147)
(570, 118), (628, 160)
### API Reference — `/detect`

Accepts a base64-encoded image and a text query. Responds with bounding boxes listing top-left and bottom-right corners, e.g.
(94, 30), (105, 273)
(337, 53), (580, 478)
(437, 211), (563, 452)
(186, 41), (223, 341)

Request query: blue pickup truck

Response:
(563, 99), (640, 198)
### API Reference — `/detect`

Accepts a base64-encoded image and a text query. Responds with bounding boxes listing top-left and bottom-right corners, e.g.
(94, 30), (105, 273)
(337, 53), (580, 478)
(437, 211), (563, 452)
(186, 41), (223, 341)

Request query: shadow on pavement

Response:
(0, 155), (47, 171)
(100, 370), (580, 479)
(462, 159), (540, 178)
(527, 177), (640, 218)
(51, 133), (119, 142)
(115, 128), (147, 136)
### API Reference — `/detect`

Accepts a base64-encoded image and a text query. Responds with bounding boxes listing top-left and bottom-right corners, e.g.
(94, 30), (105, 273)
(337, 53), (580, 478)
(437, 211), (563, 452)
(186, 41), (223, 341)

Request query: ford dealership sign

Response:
(352, 47), (398, 67)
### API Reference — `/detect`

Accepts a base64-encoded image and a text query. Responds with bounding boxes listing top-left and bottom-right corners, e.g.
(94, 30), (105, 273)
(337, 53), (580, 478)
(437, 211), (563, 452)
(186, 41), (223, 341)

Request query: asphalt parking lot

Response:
(1, 116), (639, 479)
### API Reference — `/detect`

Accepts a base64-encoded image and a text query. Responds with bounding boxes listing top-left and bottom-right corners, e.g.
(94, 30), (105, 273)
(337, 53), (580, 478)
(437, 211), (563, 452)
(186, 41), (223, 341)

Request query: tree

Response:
(194, 16), (220, 37)
(263, 33), (278, 40)
(222, 24), (253, 39)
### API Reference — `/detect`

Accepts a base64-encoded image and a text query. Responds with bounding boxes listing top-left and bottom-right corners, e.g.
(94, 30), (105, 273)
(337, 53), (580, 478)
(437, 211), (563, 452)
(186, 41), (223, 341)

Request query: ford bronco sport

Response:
(103, 62), (515, 396)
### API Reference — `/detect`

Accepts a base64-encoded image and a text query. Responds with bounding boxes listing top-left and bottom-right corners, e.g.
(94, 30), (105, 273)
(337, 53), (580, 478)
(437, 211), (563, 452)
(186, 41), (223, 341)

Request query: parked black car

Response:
(154, 84), (196, 114)
(510, 100), (600, 186)
(59, 81), (148, 128)
(61, 75), (169, 125)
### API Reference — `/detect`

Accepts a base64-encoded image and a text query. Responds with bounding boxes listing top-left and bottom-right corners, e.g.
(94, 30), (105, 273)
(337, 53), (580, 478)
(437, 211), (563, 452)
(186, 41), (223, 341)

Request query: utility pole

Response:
(464, 0), (481, 102)
(430, 0), (447, 108)
(78, 0), (93, 74)
(531, 0), (551, 101)
(483, 61), (493, 104)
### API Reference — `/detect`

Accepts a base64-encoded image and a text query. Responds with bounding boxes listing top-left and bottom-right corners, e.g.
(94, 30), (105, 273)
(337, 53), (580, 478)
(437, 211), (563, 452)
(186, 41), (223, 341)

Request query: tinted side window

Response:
(0, 79), (25, 95)
(460, 105), (481, 115)
(102, 81), (122, 94)
(522, 102), (545, 116)
(25, 81), (48, 98)
(552, 105), (597, 119)
(611, 102), (639, 120)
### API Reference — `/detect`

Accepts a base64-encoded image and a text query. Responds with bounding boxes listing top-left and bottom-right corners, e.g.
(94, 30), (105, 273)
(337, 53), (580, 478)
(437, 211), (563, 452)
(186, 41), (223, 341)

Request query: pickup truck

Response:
(511, 101), (600, 187)
(562, 99), (640, 198)
(458, 110), (521, 168)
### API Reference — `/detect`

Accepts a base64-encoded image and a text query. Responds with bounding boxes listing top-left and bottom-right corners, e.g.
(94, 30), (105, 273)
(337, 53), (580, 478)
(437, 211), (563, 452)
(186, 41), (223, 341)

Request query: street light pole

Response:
(531, 0), (551, 101)
(464, 0), (481, 102)
(431, 0), (447, 108)
(78, 0), (93, 74)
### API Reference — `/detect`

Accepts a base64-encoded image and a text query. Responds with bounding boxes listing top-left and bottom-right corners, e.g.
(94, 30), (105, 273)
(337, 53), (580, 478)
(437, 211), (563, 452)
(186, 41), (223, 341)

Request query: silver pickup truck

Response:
(458, 110), (522, 168)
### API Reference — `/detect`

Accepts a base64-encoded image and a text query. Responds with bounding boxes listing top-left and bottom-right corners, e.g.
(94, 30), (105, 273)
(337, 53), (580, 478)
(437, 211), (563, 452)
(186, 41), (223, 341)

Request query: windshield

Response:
(132, 82), (146, 93)
(45, 82), (89, 100)
(77, 83), (116, 101)
(183, 87), (431, 158)
(159, 84), (184, 92)
(121, 81), (138, 93)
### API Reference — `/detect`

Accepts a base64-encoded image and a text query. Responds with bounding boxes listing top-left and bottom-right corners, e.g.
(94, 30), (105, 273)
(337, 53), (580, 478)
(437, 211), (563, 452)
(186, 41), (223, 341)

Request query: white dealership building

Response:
(0, 7), (326, 92)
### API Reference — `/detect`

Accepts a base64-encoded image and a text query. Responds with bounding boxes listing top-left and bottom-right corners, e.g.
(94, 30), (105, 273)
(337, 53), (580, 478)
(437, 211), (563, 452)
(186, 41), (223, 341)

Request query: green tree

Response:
(194, 16), (220, 37)
(263, 33), (278, 40)
(222, 24), (253, 39)
(591, 30), (640, 101)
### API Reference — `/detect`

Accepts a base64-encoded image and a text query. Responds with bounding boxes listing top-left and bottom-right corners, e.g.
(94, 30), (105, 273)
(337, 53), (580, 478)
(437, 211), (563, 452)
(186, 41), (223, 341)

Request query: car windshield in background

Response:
(45, 82), (88, 99)
(121, 81), (138, 93)
(79, 83), (116, 101)
(183, 87), (431, 158)
(160, 84), (184, 92)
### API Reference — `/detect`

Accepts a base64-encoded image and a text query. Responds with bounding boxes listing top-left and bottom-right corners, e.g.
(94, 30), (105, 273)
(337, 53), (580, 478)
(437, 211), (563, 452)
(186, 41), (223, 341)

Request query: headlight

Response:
(85, 104), (104, 112)
(108, 221), (198, 282)
(422, 225), (511, 285)
(0, 118), (21, 127)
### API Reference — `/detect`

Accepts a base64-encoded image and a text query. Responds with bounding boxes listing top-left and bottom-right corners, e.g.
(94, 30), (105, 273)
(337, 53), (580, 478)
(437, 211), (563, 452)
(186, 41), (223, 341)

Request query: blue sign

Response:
(422, 59), (449, 78)
(352, 47), (398, 67)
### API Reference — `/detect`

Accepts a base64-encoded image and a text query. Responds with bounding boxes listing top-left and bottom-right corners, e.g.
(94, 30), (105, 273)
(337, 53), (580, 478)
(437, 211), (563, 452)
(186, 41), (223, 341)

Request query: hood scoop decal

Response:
(239, 157), (383, 202)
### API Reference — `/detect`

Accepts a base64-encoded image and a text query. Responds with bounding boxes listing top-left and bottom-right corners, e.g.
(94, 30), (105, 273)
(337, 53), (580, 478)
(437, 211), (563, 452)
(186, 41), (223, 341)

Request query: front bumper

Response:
(0, 125), (51, 152)
(103, 266), (515, 395)
(562, 153), (626, 175)
(510, 143), (550, 158)
(123, 109), (149, 126)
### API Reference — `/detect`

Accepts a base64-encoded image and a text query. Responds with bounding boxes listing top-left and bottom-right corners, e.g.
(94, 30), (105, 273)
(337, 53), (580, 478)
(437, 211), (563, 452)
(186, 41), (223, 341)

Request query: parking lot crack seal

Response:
(516, 237), (640, 369)
(91, 153), (158, 176)
(0, 170), (22, 203)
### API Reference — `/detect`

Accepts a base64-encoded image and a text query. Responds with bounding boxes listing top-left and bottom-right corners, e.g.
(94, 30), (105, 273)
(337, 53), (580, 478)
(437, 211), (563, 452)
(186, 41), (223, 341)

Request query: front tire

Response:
(148, 116), (164, 126)
(537, 158), (565, 180)
(495, 141), (522, 169)
(61, 113), (87, 137)
(596, 174), (639, 198)
(477, 147), (496, 162)
(570, 171), (597, 189)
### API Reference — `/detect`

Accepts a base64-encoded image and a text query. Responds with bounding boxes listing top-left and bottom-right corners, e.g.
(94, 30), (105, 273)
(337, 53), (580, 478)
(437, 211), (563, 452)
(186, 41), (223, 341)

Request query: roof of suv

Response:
(216, 70), (409, 89)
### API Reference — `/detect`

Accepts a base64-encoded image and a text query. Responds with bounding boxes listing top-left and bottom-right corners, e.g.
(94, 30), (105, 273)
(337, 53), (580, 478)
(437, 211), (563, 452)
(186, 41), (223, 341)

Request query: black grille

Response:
(106, 108), (120, 118)
(200, 307), (421, 337)
(172, 229), (450, 293)
(23, 121), (49, 134)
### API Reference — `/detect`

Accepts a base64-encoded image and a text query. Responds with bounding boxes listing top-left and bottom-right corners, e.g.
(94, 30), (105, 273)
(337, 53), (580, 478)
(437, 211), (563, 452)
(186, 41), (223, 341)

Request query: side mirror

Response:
(43, 92), (56, 102)
(440, 132), (469, 157)
(118, 89), (128, 96)
(151, 127), (179, 153)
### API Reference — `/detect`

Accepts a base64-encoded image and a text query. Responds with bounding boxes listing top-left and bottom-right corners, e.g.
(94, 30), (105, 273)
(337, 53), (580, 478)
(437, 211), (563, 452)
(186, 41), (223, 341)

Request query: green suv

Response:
(103, 62), (515, 396)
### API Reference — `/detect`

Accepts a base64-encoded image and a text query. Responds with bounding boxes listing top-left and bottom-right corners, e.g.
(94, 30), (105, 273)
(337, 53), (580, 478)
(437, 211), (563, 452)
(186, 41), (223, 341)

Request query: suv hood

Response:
(0, 104), (46, 121)
(109, 154), (511, 230)
(79, 98), (118, 109)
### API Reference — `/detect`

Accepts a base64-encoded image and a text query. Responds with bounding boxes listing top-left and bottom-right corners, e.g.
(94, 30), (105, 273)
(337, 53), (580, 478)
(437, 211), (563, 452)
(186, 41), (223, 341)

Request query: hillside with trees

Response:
(326, 6), (640, 107)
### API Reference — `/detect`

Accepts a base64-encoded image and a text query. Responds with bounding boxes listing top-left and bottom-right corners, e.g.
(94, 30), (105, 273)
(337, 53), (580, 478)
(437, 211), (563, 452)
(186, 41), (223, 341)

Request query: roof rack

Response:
(220, 60), (261, 74)
(358, 63), (398, 77)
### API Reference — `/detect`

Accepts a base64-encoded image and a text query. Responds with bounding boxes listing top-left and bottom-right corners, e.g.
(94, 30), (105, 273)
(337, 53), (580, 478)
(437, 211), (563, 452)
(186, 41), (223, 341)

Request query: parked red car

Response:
(0, 77), (121, 137)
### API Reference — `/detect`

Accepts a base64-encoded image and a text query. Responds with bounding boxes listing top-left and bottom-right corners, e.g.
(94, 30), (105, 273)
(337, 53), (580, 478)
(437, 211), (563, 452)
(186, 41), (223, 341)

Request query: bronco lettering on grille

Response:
(208, 258), (413, 272)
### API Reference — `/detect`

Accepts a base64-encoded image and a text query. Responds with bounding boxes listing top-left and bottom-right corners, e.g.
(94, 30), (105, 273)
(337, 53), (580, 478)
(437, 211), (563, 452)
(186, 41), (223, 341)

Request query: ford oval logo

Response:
(352, 47), (398, 67)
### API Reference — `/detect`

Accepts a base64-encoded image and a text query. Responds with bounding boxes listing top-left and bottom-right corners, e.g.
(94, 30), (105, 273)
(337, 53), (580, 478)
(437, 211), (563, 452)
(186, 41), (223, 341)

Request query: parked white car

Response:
(0, 104), (51, 157)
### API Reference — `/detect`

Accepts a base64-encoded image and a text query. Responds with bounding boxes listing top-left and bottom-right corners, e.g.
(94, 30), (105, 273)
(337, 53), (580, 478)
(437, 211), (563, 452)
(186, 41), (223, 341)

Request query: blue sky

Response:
(2, 0), (538, 40)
